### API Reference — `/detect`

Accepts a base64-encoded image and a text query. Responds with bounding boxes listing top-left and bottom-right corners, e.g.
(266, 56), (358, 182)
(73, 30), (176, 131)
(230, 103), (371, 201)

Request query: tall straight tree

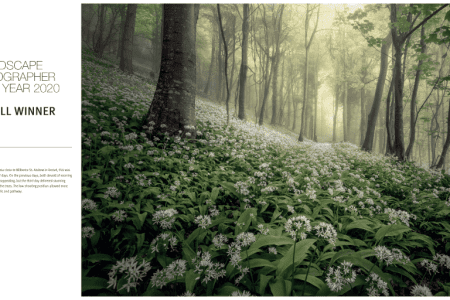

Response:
(120, 4), (138, 74)
(298, 4), (320, 142)
(361, 32), (392, 152)
(238, 4), (249, 120)
(142, 4), (200, 138)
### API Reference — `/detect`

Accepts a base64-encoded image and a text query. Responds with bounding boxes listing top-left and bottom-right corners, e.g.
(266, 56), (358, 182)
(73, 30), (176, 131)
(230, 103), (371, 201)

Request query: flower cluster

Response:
(104, 186), (121, 199)
(384, 208), (416, 227)
(150, 232), (178, 253)
(365, 273), (389, 296)
(257, 224), (269, 235)
(212, 233), (228, 248)
(433, 253), (450, 269)
(151, 259), (187, 289)
(325, 261), (358, 292)
(82, 226), (95, 238)
(314, 222), (337, 245)
(112, 210), (127, 222)
(420, 259), (439, 275)
(191, 251), (226, 284)
(107, 256), (151, 292)
(152, 208), (178, 229)
(410, 285), (433, 296)
(373, 246), (410, 266)
(82, 198), (98, 211)
(284, 215), (312, 241)
(194, 215), (212, 229)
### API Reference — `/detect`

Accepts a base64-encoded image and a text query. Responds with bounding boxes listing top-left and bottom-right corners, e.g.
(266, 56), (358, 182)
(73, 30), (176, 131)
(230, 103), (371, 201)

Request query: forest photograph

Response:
(81, 3), (450, 296)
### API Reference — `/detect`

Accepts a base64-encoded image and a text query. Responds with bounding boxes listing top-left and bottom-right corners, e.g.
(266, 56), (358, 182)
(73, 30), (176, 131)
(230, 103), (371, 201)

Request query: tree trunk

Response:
(361, 31), (392, 152)
(298, 4), (320, 142)
(116, 5), (127, 58)
(120, 4), (138, 74)
(405, 25), (426, 160)
(142, 4), (200, 139)
(93, 4), (107, 58)
(203, 33), (216, 95)
(238, 4), (249, 120)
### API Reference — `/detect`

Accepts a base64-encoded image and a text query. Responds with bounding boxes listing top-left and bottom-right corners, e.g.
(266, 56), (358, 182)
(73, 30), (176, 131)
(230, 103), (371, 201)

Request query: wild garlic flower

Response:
(150, 259), (186, 289)
(433, 253), (450, 269)
(235, 232), (256, 247)
(152, 208), (178, 229)
(180, 291), (195, 296)
(410, 285), (433, 296)
(420, 259), (439, 275)
(374, 246), (410, 266)
(194, 215), (212, 229)
(284, 215), (312, 241)
(108, 256), (151, 292)
(287, 205), (295, 214)
(82, 199), (98, 211)
(112, 210), (127, 222)
(209, 205), (220, 217)
(314, 222), (338, 246)
(384, 208), (416, 227)
(257, 224), (269, 235)
(365, 273), (389, 296)
(151, 232), (178, 253)
(325, 261), (357, 292)
(104, 186), (121, 199)
(213, 233), (228, 248)
(268, 247), (277, 255)
(82, 226), (95, 238)
(191, 251), (226, 284)
(231, 290), (252, 296)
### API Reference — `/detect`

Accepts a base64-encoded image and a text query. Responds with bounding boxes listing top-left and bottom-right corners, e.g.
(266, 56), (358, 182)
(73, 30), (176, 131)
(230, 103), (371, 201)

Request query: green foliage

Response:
(81, 49), (450, 296)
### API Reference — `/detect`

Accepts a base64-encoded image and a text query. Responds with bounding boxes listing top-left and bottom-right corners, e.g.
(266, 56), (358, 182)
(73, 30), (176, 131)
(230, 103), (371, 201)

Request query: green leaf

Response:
(248, 258), (277, 270)
(375, 224), (411, 242)
(82, 277), (108, 292)
(211, 187), (220, 201)
(85, 253), (114, 263)
(234, 208), (257, 235)
(259, 274), (272, 295)
(220, 182), (238, 198)
(277, 239), (316, 277)
(293, 274), (326, 290)
(185, 269), (197, 293)
(269, 276), (289, 296)
(216, 284), (240, 296)
(344, 219), (374, 233)
(386, 266), (417, 284)
(98, 145), (116, 157)
(136, 233), (145, 251)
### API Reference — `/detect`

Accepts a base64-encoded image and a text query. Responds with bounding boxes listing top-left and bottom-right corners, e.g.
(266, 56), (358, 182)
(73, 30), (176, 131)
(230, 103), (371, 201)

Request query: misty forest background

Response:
(81, 3), (450, 297)
(83, 3), (450, 169)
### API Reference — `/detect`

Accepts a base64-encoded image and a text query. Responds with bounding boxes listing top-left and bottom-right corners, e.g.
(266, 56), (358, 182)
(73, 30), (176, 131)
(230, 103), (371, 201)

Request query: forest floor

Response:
(82, 48), (450, 297)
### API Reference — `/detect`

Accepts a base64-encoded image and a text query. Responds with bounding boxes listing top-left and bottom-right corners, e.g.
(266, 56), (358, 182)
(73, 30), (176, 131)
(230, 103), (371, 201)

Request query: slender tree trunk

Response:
(142, 4), (200, 138)
(361, 32), (392, 152)
(217, 4), (230, 125)
(405, 25), (426, 160)
(93, 4), (106, 58)
(120, 4), (138, 74)
(238, 4), (249, 120)
(203, 33), (216, 95)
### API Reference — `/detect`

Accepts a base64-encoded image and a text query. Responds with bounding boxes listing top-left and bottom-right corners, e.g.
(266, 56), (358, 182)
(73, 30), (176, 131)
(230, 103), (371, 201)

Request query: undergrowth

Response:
(82, 48), (450, 296)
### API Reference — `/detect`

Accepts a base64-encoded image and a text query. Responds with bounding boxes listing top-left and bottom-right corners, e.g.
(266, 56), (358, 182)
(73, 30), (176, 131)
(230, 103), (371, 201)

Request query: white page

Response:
(1, 2), (80, 299)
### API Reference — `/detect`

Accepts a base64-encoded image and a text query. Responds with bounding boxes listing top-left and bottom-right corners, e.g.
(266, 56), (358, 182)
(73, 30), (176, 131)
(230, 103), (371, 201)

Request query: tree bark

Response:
(238, 4), (249, 120)
(120, 4), (138, 74)
(298, 4), (320, 142)
(405, 25), (426, 160)
(142, 4), (200, 139)
(361, 31), (392, 152)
